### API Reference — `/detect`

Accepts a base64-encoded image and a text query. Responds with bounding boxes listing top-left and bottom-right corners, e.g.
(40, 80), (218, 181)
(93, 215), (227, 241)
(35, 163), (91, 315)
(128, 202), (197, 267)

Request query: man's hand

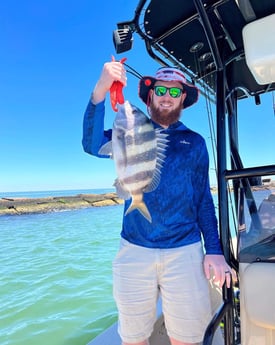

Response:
(92, 59), (127, 105)
(203, 254), (236, 288)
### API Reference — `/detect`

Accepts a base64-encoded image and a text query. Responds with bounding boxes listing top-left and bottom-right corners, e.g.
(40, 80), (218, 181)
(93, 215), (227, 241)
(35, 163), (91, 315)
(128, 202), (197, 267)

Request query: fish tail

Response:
(125, 200), (152, 223)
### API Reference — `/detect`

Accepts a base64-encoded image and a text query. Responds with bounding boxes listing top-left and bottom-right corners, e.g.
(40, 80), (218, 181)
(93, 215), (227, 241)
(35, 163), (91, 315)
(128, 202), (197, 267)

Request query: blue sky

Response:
(0, 1), (274, 193)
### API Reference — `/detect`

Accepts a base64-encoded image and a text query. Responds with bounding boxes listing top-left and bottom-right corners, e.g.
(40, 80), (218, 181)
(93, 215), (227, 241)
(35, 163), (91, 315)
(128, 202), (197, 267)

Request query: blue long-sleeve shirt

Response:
(82, 100), (222, 254)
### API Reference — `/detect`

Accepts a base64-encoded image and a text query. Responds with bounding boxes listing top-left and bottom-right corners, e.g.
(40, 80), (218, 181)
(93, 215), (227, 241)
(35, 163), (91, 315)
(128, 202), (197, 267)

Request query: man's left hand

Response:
(203, 254), (236, 288)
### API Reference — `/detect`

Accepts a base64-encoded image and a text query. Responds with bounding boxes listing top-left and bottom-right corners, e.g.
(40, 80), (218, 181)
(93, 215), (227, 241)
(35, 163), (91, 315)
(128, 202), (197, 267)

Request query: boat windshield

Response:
(237, 181), (275, 263)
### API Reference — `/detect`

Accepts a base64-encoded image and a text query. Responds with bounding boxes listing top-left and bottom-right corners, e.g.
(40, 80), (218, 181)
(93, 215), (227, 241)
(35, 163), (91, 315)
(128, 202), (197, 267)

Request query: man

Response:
(82, 60), (233, 345)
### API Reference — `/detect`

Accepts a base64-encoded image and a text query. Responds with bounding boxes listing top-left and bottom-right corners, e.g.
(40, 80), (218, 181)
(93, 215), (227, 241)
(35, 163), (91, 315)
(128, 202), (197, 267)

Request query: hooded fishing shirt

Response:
(82, 100), (222, 254)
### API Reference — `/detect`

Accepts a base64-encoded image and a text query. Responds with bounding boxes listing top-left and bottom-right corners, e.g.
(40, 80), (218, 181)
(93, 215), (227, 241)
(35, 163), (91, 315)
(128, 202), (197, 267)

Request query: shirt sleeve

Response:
(196, 140), (223, 255)
(82, 99), (112, 157)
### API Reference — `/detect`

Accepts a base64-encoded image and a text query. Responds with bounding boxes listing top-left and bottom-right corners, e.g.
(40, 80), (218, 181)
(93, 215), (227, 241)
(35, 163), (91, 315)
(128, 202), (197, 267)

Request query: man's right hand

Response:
(91, 60), (127, 105)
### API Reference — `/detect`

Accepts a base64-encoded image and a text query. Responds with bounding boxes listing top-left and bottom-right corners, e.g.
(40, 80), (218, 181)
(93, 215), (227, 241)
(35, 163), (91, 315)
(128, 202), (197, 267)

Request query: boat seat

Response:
(243, 262), (275, 329)
(240, 262), (275, 345)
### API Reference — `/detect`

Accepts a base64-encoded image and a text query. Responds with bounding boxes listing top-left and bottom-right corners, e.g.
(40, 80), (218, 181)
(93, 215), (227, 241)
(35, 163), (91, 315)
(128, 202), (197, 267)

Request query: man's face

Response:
(149, 81), (187, 128)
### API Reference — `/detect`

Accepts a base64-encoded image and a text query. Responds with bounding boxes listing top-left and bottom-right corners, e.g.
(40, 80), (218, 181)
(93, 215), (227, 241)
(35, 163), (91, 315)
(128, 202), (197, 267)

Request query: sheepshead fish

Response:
(98, 100), (168, 222)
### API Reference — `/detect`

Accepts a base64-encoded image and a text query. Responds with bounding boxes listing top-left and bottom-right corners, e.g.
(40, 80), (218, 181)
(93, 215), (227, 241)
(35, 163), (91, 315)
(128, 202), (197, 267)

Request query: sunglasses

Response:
(154, 85), (184, 98)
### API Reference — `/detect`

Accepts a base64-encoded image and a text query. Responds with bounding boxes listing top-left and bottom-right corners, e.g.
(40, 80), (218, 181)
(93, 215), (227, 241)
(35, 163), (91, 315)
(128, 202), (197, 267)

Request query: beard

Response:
(149, 101), (182, 127)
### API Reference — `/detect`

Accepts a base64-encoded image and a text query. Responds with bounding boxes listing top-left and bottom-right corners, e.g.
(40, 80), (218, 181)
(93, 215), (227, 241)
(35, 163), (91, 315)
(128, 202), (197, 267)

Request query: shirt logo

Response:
(180, 140), (190, 145)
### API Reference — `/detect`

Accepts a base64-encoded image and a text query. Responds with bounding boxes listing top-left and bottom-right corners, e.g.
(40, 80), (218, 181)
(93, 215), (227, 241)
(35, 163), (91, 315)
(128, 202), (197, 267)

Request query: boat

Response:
(88, 1), (275, 344)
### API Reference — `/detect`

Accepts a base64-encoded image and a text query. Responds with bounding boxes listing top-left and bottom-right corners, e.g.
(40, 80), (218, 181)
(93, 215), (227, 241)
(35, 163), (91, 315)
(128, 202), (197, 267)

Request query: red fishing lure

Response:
(110, 56), (127, 112)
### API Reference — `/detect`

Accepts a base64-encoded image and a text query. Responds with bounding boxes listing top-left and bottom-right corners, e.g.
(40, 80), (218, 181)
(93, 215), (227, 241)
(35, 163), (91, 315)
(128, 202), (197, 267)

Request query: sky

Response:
(0, 1), (274, 193)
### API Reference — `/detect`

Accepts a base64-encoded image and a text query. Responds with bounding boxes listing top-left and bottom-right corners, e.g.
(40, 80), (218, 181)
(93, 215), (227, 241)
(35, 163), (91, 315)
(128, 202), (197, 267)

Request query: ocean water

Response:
(1, 188), (273, 345)
(0, 188), (115, 199)
(0, 200), (124, 345)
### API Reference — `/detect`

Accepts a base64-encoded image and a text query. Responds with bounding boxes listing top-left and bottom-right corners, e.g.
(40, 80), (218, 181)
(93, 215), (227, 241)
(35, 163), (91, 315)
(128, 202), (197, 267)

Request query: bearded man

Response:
(82, 61), (233, 345)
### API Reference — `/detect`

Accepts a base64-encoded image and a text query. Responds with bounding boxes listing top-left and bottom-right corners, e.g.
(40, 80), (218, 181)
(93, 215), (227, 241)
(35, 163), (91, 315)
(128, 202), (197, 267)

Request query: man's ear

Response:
(182, 92), (187, 106)
(147, 89), (153, 105)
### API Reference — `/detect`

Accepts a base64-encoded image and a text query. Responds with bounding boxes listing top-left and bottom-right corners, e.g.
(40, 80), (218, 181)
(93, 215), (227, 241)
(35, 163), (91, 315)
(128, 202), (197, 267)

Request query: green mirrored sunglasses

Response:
(154, 85), (184, 98)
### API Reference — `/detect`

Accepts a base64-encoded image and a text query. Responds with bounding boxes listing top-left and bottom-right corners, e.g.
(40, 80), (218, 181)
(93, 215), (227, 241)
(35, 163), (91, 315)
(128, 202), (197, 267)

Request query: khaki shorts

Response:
(113, 239), (212, 343)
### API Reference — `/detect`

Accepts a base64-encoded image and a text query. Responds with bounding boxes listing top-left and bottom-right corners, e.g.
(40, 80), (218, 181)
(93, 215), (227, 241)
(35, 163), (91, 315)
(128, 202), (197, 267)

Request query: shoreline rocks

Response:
(0, 193), (124, 216)
(1, 181), (274, 216)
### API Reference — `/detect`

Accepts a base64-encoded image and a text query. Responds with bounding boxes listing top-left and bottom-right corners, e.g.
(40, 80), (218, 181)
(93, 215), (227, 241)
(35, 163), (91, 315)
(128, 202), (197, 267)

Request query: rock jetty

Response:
(0, 193), (123, 216)
(1, 180), (274, 216)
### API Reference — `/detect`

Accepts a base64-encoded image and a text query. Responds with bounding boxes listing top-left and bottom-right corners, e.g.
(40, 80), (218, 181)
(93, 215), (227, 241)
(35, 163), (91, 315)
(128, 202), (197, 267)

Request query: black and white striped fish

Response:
(99, 101), (168, 222)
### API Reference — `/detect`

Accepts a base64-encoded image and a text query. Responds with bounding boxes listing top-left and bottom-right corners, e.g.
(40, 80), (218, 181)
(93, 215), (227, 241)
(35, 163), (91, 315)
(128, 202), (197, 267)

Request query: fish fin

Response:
(144, 129), (169, 193)
(114, 179), (131, 200)
(98, 141), (113, 158)
(125, 200), (152, 223)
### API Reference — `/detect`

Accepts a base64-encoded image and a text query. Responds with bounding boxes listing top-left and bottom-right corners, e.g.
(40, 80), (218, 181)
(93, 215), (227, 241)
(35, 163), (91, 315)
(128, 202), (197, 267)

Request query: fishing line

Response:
(204, 77), (217, 177)
(200, 67), (239, 259)
(190, 46), (218, 179)
(113, 57), (143, 79)
(123, 62), (143, 80)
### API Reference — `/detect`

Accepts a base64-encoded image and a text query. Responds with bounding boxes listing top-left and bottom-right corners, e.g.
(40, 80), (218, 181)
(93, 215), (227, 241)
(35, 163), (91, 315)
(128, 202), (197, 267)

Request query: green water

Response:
(0, 205), (123, 345)
(2, 189), (272, 344)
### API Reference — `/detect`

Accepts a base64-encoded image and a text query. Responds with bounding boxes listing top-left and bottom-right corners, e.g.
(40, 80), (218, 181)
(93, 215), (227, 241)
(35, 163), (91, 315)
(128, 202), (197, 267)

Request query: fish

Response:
(98, 100), (168, 222)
